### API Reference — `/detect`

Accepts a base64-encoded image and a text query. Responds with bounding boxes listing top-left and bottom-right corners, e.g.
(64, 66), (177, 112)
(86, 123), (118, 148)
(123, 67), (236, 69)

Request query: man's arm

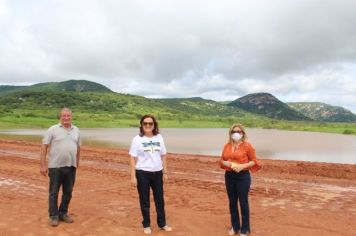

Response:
(76, 146), (80, 168)
(40, 144), (49, 176)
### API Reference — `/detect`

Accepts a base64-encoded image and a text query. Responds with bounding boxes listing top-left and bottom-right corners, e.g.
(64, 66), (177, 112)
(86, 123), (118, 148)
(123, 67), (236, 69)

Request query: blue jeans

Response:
(136, 169), (166, 228)
(225, 170), (251, 234)
(48, 167), (76, 218)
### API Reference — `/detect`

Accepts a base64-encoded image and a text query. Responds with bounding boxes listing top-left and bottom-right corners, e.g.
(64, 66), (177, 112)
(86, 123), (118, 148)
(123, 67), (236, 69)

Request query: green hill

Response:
(154, 97), (271, 125)
(0, 90), (272, 127)
(288, 102), (356, 122)
(155, 97), (245, 117)
(0, 80), (355, 135)
(0, 85), (26, 94)
(228, 93), (311, 121)
(9, 80), (112, 93)
(0, 80), (269, 128)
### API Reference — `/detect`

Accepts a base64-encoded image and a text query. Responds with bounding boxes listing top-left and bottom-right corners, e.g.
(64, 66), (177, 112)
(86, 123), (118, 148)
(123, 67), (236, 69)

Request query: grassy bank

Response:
(1, 111), (355, 135)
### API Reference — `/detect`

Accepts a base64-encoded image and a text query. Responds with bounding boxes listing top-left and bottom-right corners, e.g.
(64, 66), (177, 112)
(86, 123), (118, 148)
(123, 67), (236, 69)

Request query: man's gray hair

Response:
(59, 107), (72, 118)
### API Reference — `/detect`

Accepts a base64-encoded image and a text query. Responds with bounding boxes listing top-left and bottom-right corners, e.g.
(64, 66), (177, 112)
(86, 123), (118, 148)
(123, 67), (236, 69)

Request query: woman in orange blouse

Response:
(219, 123), (261, 236)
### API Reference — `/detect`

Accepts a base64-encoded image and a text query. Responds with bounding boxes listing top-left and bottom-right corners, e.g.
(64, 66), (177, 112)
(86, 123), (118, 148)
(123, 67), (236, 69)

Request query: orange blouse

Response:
(219, 141), (261, 172)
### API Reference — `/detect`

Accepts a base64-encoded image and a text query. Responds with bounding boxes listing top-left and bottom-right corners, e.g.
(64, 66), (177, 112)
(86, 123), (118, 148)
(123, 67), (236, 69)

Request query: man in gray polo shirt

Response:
(40, 107), (81, 227)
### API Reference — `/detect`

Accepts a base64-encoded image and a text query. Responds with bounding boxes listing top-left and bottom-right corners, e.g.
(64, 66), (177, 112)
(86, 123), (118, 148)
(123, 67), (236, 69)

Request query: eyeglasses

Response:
(231, 130), (243, 134)
(143, 122), (154, 126)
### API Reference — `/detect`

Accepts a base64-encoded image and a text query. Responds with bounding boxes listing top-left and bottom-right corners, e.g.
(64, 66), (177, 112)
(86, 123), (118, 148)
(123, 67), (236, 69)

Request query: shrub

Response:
(343, 129), (354, 134)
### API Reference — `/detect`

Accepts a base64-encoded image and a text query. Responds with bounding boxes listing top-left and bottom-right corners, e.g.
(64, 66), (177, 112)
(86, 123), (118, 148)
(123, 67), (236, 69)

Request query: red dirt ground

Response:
(0, 138), (355, 236)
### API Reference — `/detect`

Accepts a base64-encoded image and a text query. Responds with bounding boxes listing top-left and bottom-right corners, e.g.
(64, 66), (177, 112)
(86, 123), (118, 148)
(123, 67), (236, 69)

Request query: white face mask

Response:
(231, 132), (242, 141)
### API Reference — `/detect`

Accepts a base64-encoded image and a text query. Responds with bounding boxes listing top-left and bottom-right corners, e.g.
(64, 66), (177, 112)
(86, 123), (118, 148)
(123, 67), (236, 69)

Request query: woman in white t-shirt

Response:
(129, 114), (172, 235)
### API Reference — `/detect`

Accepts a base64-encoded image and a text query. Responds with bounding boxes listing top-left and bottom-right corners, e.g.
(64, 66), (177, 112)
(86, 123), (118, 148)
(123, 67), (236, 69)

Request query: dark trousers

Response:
(225, 170), (251, 234)
(136, 169), (166, 228)
(48, 167), (76, 218)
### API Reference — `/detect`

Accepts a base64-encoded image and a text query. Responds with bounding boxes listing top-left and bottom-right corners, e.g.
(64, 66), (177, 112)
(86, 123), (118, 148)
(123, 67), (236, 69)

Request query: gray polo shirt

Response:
(43, 123), (81, 168)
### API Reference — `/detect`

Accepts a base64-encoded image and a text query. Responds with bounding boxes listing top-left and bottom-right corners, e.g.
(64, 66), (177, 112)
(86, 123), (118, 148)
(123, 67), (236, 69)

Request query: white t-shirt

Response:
(129, 134), (167, 172)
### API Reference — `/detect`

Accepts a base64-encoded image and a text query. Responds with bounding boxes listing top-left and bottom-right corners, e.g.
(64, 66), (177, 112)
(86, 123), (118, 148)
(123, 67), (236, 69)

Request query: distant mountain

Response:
(0, 80), (264, 122)
(2, 80), (355, 124)
(0, 87), (153, 114)
(0, 80), (111, 95)
(0, 85), (26, 94)
(228, 93), (311, 121)
(217, 101), (232, 105)
(288, 102), (356, 122)
(155, 97), (258, 118)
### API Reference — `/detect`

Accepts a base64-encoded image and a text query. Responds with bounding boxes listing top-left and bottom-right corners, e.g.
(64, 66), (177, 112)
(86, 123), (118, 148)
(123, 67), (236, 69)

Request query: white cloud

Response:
(0, 0), (356, 112)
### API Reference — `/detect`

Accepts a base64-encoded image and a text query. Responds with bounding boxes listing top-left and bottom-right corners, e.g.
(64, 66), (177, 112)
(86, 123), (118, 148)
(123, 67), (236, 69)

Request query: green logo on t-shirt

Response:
(142, 141), (161, 153)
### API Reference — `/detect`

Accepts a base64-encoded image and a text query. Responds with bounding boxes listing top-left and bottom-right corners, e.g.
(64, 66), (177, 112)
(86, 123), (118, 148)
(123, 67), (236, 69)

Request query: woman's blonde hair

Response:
(228, 123), (247, 144)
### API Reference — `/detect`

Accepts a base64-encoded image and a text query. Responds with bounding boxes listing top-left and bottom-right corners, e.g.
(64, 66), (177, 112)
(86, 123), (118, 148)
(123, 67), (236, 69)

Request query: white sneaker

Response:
(228, 227), (236, 235)
(161, 225), (172, 231)
(143, 227), (152, 234)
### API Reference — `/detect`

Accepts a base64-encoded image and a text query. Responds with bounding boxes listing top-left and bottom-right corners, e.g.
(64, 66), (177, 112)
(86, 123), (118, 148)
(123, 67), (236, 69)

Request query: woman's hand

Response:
(131, 176), (137, 187)
(222, 161), (232, 167)
(223, 161), (246, 172)
(231, 163), (245, 173)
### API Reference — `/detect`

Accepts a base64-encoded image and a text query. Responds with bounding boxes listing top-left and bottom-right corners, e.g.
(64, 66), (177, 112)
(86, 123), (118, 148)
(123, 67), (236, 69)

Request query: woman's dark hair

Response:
(139, 114), (160, 136)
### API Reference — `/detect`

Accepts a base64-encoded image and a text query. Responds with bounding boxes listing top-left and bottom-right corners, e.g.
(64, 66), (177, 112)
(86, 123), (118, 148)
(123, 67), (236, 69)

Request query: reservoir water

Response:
(1, 128), (355, 164)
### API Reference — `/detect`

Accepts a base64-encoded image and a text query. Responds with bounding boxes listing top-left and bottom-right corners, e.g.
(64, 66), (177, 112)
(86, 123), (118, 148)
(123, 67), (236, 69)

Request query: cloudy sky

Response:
(1, 0), (356, 112)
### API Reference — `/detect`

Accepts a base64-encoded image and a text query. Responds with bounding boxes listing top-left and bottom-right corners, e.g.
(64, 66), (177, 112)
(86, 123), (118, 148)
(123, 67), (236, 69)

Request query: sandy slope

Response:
(0, 138), (355, 236)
